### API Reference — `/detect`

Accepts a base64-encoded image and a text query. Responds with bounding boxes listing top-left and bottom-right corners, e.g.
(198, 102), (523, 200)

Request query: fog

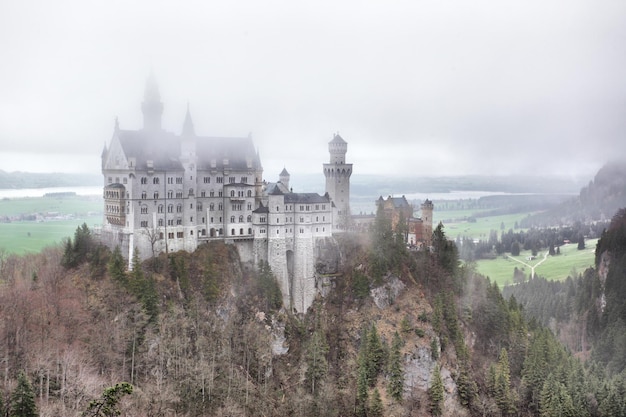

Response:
(1, 0), (625, 181)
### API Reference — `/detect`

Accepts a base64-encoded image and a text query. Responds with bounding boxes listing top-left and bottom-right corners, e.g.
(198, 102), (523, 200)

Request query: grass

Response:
(0, 195), (102, 254)
(436, 212), (532, 241)
(475, 238), (598, 287)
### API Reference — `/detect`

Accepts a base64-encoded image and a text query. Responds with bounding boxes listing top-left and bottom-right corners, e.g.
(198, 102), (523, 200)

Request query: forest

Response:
(0, 206), (626, 416)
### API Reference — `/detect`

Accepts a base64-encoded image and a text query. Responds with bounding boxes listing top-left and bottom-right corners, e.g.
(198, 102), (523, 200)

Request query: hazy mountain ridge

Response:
(521, 160), (626, 227)
(0, 170), (101, 189)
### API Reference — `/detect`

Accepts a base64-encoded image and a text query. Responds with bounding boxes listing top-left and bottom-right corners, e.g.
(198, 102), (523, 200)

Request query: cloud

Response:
(0, 0), (625, 180)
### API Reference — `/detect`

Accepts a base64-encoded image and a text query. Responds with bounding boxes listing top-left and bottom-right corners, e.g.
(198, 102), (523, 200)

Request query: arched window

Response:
(158, 219), (164, 226)
(247, 190), (252, 197)
(239, 215), (244, 222)
(240, 228), (244, 235)
(247, 215), (252, 222)
(158, 205), (164, 213)
(210, 203), (214, 211)
(153, 192), (159, 199)
(141, 177), (147, 184)
(230, 190), (235, 197)
(168, 205), (173, 213)
(141, 191), (147, 199)
(231, 228), (235, 236)
(248, 228), (252, 235)
(230, 216), (235, 223)
(153, 177), (160, 184)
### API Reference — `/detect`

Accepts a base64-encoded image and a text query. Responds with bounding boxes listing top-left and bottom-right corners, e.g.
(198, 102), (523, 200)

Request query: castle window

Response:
(176, 177), (183, 184)
(316, 216), (319, 222)
(177, 218), (182, 225)
(115, 177), (120, 183)
(218, 191), (223, 197)
(168, 205), (173, 213)
(189, 188), (193, 195)
(306, 205), (310, 211)
(231, 216), (235, 223)
(158, 219), (164, 226)
(300, 228), (304, 233)
(190, 203), (193, 209)
(260, 229), (266, 234)
(241, 176), (247, 183)
(230, 190), (235, 197)
(260, 216), (266, 222)
(316, 227), (319, 232)
(190, 216), (193, 222)
(218, 203), (223, 210)
(231, 228), (235, 235)
(204, 177), (210, 183)
(168, 232), (174, 239)
(167, 191), (173, 199)
(238, 191), (243, 197)
(322, 205), (326, 210)
(276, 206), (279, 212)
(159, 232), (163, 239)
(219, 228), (223, 235)
(300, 205), (304, 211)
(216, 177), (223, 184)
(167, 177), (173, 184)
(141, 177), (147, 184)
(202, 229), (206, 236)
(209, 203), (214, 211)
(276, 230), (279, 234)
(315, 205), (319, 210)
(153, 177), (159, 184)
(197, 203), (202, 211)
(140, 220), (148, 227)
(201, 191), (206, 197)
(177, 232), (183, 238)
(140, 206), (148, 214)
(240, 228), (244, 235)
(229, 176), (235, 184)
(202, 217), (205, 223)
(176, 204), (182, 213)
(168, 219), (174, 226)
(190, 230), (193, 236)
(248, 228), (252, 234)
(153, 192), (159, 199)
(247, 190), (252, 197)
(247, 215), (252, 222)
(239, 215), (244, 222)
(209, 191), (214, 197)
(108, 177), (112, 184)
(141, 192), (147, 199)
(323, 216), (325, 221)
(210, 217), (214, 223)
(247, 203), (252, 210)
(176, 192), (183, 198)
(300, 217), (304, 223)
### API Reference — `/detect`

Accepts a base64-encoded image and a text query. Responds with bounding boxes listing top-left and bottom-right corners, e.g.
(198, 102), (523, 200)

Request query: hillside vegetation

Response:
(0, 208), (626, 416)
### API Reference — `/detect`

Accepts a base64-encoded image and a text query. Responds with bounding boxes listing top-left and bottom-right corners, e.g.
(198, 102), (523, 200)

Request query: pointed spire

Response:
(142, 71), (164, 131)
(182, 102), (195, 136)
(114, 116), (119, 132)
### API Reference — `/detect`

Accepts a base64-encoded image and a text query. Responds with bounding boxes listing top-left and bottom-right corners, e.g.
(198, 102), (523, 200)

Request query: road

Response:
(506, 250), (549, 279)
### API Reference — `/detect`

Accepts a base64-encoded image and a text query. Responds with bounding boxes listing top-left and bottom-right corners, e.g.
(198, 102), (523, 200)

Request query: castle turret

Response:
(323, 133), (352, 230)
(279, 167), (290, 191)
(421, 199), (434, 245)
(141, 72), (164, 131)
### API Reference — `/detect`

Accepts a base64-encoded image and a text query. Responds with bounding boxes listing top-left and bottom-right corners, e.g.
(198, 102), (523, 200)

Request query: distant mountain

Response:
(522, 160), (626, 227)
(0, 170), (101, 189)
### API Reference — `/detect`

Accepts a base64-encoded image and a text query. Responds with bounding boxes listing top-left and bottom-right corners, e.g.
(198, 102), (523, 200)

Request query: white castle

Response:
(100, 75), (351, 312)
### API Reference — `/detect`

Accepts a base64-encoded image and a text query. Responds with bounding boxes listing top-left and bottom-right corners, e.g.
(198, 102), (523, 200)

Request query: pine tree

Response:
(369, 388), (384, 417)
(305, 329), (329, 396)
(494, 348), (516, 416)
(355, 361), (369, 417)
(428, 366), (444, 416)
(539, 373), (575, 417)
(83, 382), (133, 417)
(366, 324), (384, 385)
(10, 371), (37, 417)
(108, 246), (127, 283)
(387, 331), (404, 402)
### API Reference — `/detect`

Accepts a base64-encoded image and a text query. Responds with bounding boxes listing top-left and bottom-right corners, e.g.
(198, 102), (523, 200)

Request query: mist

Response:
(1, 0), (625, 181)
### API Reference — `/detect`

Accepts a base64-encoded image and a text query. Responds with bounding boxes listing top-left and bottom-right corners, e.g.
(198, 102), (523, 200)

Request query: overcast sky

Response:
(1, 1), (625, 182)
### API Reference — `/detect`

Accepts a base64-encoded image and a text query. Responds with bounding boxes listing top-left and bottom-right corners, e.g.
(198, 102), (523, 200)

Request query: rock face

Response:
(370, 274), (406, 309)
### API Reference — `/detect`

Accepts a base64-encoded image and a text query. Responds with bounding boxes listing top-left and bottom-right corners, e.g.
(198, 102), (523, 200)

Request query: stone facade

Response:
(100, 76), (347, 312)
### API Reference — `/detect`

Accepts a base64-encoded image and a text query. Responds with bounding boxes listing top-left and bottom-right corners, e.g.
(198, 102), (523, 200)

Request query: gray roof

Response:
(284, 193), (329, 204)
(115, 129), (260, 172)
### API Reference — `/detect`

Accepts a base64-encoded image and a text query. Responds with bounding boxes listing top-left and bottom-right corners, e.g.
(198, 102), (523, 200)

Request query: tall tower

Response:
(323, 133), (352, 230)
(421, 199), (434, 245)
(279, 167), (290, 190)
(141, 72), (164, 131)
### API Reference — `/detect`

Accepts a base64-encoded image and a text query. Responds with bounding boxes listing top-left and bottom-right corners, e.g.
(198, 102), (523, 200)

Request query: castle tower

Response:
(421, 199), (434, 245)
(279, 167), (290, 190)
(141, 72), (164, 131)
(323, 133), (352, 230)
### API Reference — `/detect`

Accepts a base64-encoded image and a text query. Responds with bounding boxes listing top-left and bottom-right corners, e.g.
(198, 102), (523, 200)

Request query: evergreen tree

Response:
(108, 246), (127, 283)
(83, 382), (133, 417)
(369, 388), (383, 417)
(258, 260), (282, 310)
(494, 348), (516, 416)
(387, 331), (404, 402)
(539, 373), (575, 417)
(366, 324), (384, 385)
(10, 371), (37, 417)
(305, 329), (329, 396)
(355, 361), (369, 417)
(428, 366), (444, 416)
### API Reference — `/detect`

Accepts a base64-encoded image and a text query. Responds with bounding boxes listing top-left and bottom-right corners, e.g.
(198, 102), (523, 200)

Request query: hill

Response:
(0, 170), (101, 189)
(522, 160), (626, 227)
(0, 221), (625, 416)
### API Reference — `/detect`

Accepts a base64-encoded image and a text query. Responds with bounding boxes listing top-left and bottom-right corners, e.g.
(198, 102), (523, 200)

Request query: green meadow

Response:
(474, 238), (599, 287)
(0, 195), (102, 255)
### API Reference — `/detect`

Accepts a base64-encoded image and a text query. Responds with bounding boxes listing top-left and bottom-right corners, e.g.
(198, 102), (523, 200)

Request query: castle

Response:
(100, 75), (432, 311)
(100, 75), (351, 311)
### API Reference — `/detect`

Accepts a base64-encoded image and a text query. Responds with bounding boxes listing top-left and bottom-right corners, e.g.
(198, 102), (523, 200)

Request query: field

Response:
(436, 211), (532, 241)
(0, 195), (102, 255)
(475, 238), (598, 287)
